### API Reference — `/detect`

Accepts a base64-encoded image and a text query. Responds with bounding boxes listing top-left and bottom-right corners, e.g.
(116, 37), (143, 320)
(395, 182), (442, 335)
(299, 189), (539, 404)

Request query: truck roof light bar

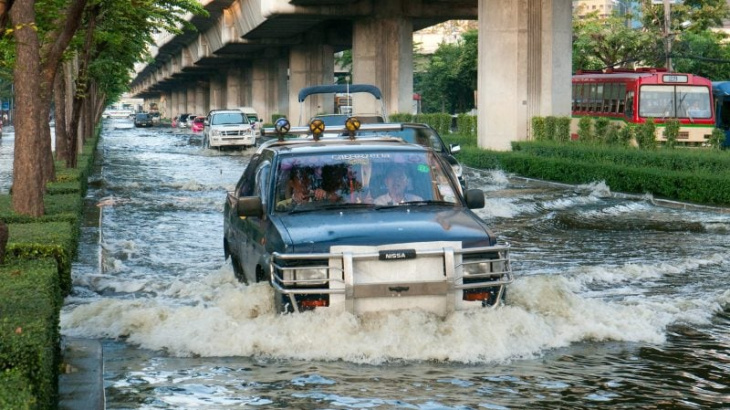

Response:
(263, 118), (405, 140)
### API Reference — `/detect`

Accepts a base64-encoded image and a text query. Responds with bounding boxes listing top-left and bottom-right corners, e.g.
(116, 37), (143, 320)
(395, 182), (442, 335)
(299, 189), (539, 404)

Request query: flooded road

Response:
(12, 122), (727, 408)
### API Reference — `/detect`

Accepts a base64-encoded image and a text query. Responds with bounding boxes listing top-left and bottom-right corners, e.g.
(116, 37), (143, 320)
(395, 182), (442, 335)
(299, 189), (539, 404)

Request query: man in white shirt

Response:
(374, 167), (423, 205)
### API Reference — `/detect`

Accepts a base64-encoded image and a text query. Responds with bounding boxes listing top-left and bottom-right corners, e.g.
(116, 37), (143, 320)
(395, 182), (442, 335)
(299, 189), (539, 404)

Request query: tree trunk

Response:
(10, 0), (45, 217)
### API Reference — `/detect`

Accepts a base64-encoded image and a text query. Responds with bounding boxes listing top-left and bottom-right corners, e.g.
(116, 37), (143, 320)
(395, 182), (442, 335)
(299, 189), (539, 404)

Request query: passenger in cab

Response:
(276, 167), (313, 211)
(374, 167), (423, 205)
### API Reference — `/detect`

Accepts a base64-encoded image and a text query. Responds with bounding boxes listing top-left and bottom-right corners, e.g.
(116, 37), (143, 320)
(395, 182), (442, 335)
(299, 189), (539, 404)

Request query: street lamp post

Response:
(664, 0), (672, 72)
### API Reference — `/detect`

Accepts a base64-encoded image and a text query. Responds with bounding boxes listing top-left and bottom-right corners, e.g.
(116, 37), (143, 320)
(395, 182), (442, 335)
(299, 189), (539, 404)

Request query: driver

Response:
(374, 167), (423, 205)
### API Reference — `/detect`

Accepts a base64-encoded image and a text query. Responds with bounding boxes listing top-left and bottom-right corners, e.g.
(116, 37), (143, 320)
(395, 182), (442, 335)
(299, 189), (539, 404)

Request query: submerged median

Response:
(0, 131), (99, 409)
(447, 138), (730, 207)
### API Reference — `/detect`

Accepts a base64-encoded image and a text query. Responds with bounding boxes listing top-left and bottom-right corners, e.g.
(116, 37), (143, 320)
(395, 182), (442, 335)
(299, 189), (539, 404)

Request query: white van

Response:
(238, 107), (263, 140)
(204, 109), (256, 149)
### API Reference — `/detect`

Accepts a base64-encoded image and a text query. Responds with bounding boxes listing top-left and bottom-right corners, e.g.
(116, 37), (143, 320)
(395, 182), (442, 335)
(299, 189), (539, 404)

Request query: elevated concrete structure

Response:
(130, 0), (572, 150)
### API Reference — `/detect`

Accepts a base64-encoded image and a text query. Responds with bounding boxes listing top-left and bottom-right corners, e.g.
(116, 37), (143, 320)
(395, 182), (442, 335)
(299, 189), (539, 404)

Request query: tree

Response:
(572, 7), (655, 71)
(1, 0), (205, 217)
(415, 30), (477, 114)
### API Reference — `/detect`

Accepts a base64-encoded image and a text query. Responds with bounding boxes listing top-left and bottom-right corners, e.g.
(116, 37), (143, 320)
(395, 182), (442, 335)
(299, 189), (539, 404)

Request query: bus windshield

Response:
(639, 85), (711, 119)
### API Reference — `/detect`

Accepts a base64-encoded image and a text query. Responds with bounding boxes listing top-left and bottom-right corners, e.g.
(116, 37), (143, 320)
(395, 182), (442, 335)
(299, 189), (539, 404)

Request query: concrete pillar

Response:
(289, 31), (334, 125)
(253, 56), (288, 124)
(186, 87), (196, 113)
(170, 91), (179, 119)
(176, 89), (187, 116)
(195, 83), (208, 116)
(240, 64), (253, 107)
(209, 74), (225, 111)
(352, 2), (413, 116)
(226, 68), (242, 108)
(477, 0), (572, 151)
(160, 92), (170, 119)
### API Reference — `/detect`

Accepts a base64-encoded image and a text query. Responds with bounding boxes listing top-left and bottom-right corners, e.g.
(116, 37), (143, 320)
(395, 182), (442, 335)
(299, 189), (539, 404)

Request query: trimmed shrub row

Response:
(0, 130), (99, 409)
(450, 138), (730, 206)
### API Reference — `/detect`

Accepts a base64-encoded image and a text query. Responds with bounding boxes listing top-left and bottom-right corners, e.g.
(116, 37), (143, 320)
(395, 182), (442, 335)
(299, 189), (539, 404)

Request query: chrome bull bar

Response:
(270, 244), (512, 314)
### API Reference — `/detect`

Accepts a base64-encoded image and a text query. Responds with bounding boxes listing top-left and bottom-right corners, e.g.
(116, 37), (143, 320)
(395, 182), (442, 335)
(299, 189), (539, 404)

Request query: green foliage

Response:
(604, 123), (621, 145)
(270, 113), (286, 123)
(456, 114), (476, 137)
(0, 258), (62, 410)
(459, 139), (730, 205)
(573, 0), (730, 76)
(572, 3), (655, 70)
(577, 117), (593, 142)
(664, 119), (680, 149)
(0, 369), (36, 409)
(390, 113), (414, 123)
(618, 123), (635, 146)
(544, 116), (558, 141)
(415, 29), (477, 114)
(636, 119), (657, 149)
(413, 113), (452, 136)
(709, 128), (725, 149)
(594, 117), (610, 143)
(555, 117), (571, 142)
(7, 222), (77, 295)
(531, 117), (546, 141)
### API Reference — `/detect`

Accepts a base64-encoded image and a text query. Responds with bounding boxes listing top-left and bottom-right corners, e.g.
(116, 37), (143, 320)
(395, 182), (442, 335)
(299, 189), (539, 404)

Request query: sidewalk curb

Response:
(59, 337), (105, 410)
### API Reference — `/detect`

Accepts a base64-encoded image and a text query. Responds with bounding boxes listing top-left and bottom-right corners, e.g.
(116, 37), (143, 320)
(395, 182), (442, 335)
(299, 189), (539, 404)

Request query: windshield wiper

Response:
(374, 200), (453, 209)
(285, 202), (372, 214)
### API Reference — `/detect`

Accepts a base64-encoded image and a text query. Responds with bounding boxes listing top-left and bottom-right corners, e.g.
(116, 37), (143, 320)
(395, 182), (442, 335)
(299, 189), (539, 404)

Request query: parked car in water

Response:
(191, 116), (205, 133)
(134, 112), (154, 128)
(176, 113), (192, 128)
(223, 119), (512, 316)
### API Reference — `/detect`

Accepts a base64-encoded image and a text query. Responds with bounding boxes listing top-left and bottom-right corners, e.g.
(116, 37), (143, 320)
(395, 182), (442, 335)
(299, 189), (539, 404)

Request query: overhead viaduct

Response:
(128, 0), (572, 150)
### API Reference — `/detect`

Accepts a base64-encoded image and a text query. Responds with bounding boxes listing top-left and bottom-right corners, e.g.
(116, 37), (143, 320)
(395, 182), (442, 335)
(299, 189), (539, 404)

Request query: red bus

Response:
(572, 68), (715, 145)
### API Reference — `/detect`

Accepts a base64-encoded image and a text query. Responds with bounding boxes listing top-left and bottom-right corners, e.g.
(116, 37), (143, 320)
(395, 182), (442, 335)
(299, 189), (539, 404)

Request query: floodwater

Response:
(6, 122), (729, 408)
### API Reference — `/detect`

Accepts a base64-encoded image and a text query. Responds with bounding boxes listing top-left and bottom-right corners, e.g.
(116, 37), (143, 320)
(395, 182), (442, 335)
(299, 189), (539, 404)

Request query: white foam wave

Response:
(575, 181), (612, 197)
(568, 253), (727, 286)
(61, 266), (725, 364)
(540, 195), (601, 211)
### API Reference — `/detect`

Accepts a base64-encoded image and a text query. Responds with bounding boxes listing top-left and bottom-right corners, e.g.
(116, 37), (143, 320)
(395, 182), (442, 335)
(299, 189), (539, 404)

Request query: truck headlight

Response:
(284, 267), (328, 285)
(211, 129), (221, 137)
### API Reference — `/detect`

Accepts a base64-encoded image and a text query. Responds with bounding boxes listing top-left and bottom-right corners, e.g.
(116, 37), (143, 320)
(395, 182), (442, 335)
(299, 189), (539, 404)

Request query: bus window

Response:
(617, 84), (626, 114)
(640, 85), (675, 118)
(578, 84), (588, 112)
(676, 86), (711, 119)
(605, 83), (616, 113)
(625, 91), (634, 118)
(589, 84), (598, 112)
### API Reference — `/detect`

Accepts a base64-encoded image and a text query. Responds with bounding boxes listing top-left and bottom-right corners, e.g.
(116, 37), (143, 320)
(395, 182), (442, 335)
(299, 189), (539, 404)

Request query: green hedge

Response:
(0, 368), (36, 409)
(511, 141), (730, 176)
(0, 126), (99, 409)
(0, 258), (62, 410)
(0, 193), (83, 225)
(449, 138), (730, 206)
(6, 221), (78, 297)
(390, 112), (452, 136)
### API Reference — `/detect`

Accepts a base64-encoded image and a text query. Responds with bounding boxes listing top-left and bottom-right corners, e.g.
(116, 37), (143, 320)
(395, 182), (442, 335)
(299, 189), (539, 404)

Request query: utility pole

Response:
(664, 0), (672, 72)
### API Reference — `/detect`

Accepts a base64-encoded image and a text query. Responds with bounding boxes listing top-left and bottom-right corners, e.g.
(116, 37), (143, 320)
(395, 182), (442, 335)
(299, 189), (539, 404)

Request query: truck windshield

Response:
(212, 113), (246, 125)
(273, 150), (459, 212)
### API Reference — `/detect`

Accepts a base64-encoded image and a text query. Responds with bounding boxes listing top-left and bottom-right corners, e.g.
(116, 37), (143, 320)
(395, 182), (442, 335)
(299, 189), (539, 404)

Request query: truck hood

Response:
(273, 207), (495, 252)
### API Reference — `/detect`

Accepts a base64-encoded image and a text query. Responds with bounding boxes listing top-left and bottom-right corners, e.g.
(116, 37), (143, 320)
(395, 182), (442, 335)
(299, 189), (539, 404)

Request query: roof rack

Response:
(262, 117), (405, 141)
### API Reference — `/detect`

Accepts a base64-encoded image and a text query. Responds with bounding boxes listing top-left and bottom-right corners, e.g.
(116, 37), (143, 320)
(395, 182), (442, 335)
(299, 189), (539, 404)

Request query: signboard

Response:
(2, 102), (8, 110)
